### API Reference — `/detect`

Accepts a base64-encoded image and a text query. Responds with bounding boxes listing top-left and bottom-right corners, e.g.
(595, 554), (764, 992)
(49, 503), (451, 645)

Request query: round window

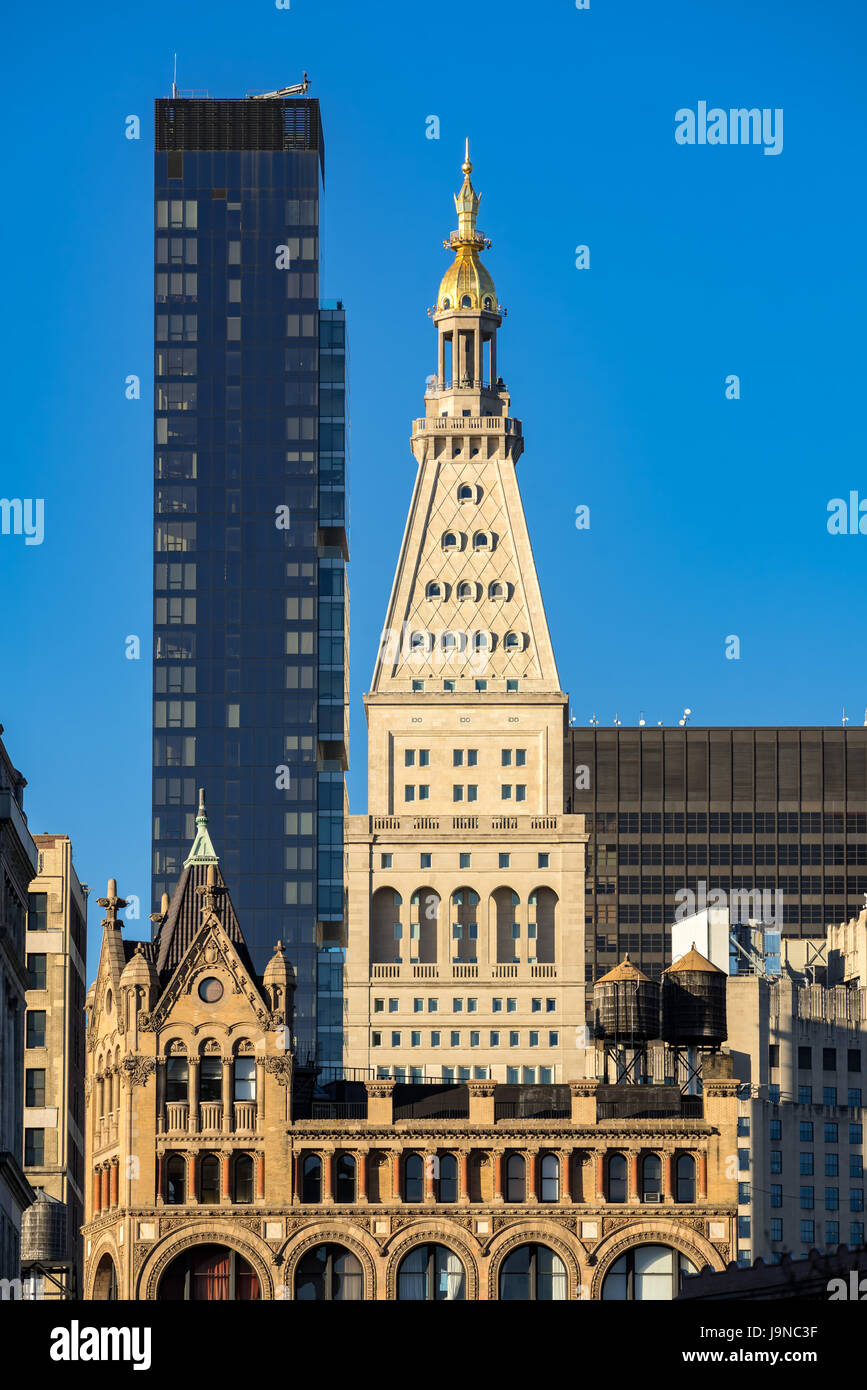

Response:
(198, 977), (224, 1003)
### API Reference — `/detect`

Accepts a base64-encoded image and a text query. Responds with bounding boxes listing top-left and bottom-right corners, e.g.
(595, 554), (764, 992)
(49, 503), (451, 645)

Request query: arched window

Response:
(472, 631), (489, 651)
(158, 1244), (260, 1301)
(602, 1245), (697, 1301)
(483, 296), (493, 310)
(409, 630), (428, 651)
(528, 886), (557, 965)
(404, 1153), (424, 1203)
(91, 1253), (118, 1301)
(425, 581), (443, 600)
(494, 887), (521, 965)
(505, 1153), (526, 1202)
(442, 531), (459, 551)
(199, 1154), (220, 1205)
(451, 888), (480, 964)
(165, 1153), (186, 1205)
(461, 295), (472, 308)
(504, 632), (522, 650)
(457, 582), (476, 601)
(397, 1245), (465, 1301)
(472, 531), (490, 550)
(336, 1153), (356, 1203)
(436, 1153), (458, 1203)
(540, 1153), (560, 1202)
(458, 484), (474, 502)
(676, 1153), (696, 1203)
(302, 1154), (322, 1203)
(488, 581), (506, 600)
(499, 1244), (567, 1300)
(233, 1153), (254, 1204)
(166, 1055), (188, 1103)
(642, 1153), (662, 1202)
(442, 298), (451, 310)
(295, 1244), (363, 1301)
(441, 631), (457, 651)
(410, 888), (439, 965)
(608, 1153), (627, 1202)
(372, 887), (403, 965)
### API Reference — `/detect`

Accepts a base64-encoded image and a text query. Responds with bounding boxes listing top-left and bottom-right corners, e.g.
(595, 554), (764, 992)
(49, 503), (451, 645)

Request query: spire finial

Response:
(197, 787), (207, 820)
(462, 136), (472, 175)
(184, 787), (220, 867)
(96, 877), (128, 928)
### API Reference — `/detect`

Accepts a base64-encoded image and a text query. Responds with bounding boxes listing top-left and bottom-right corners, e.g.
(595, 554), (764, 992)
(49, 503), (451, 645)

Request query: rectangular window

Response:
(388, 999), (398, 1013)
(800, 1220), (815, 1244)
(798, 1046), (812, 1070)
(509, 1031), (519, 1047)
(430, 1031), (440, 1047)
(26, 1012), (46, 1048)
(24, 1129), (44, 1166)
(770, 1118), (782, 1140)
(770, 1219), (783, 1241)
(770, 1151), (782, 1173)
(420, 852), (431, 869)
(391, 1032), (401, 1047)
(470, 1031), (479, 1048)
(28, 893), (47, 930)
(529, 1031), (539, 1047)
(453, 749), (463, 766)
(848, 1049), (861, 1073)
(419, 750), (430, 767)
(467, 750), (477, 766)
(548, 1031), (559, 1047)
(411, 1032), (421, 1048)
(405, 749), (415, 766)
(492, 998), (502, 1013)
(798, 1085), (812, 1104)
(419, 785), (430, 801)
(800, 1153), (814, 1175)
(427, 999), (438, 1012)
(25, 1069), (46, 1107)
(27, 954), (47, 991)
(538, 853), (549, 869)
(516, 785), (526, 802)
(738, 1148), (750, 1172)
(374, 999), (384, 1013)
(507, 998), (517, 1012)
(824, 1087), (838, 1106)
(515, 749), (526, 766)
(502, 750), (512, 767)
(501, 785), (512, 800)
(453, 785), (463, 802)
(405, 785), (415, 802)
(450, 1031), (460, 1047)
(826, 1221), (840, 1245)
(800, 1186), (814, 1210)
(738, 1116), (750, 1137)
(851, 1189), (865, 1212)
(460, 853), (470, 869)
(380, 853), (392, 869)
(499, 853), (510, 869)
(800, 1121), (814, 1142)
(467, 785), (478, 802)
(825, 1187), (840, 1210)
(490, 1031), (500, 1046)
(467, 998), (477, 1013)
(770, 1184), (783, 1208)
(851, 1222), (865, 1244)
(413, 998), (423, 1013)
(826, 1153), (839, 1176)
(848, 1088), (862, 1108)
(233, 1057), (256, 1102)
(851, 1124), (863, 1145)
(825, 1123), (839, 1144)
(453, 998), (463, 1012)
(851, 1155), (864, 1178)
(823, 1047), (837, 1071)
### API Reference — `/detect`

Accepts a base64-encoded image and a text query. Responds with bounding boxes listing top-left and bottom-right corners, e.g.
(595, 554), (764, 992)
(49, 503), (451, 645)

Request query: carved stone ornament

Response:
(264, 1056), (293, 1087)
(121, 1055), (157, 1088)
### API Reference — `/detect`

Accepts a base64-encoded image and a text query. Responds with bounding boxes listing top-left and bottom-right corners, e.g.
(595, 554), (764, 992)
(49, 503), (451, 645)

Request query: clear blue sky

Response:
(1, 0), (865, 980)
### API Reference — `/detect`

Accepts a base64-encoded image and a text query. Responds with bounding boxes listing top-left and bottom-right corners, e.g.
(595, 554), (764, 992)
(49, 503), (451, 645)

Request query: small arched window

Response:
(199, 1153), (220, 1205)
(165, 1153), (186, 1205)
(461, 295), (472, 308)
(676, 1154), (696, 1203)
(442, 632), (457, 651)
(336, 1153), (356, 1203)
(410, 630), (428, 651)
(302, 1154), (322, 1203)
(404, 1153), (424, 1203)
(472, 631), (489, 651)
(165, 1055), (189, 1103)
(436, 1154), (458, 1203)
(458, 484), (474, 502)
(457, 582), (476, 601)
(442, 532), (459, 551)
(642, 1153), (662, 1201)
(608, 1153), (627, 1203)
(505, 1153), (526, 1203)
(425, 581), (443, 601)
(540, 1154), (560, 1202)
(489, 581), (506, 600)
(483, 296), (493, 310)
(442, 298), (451, 310)
(472, 531), (490, 550)
(234, 1153), (254, 1204)
(504, 632), (522, 650)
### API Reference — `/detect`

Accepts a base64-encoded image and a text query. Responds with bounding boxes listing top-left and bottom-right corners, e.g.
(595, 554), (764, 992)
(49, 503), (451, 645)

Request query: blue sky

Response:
(1, 0), (865, 979)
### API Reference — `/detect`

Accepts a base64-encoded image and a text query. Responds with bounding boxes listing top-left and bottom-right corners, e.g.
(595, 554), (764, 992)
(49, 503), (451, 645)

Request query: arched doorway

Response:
(91, 1252), (118, 1300)
(158, 1243), (261, 1300)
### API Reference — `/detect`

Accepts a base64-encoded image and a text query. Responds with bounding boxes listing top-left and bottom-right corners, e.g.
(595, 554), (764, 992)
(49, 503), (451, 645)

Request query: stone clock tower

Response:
(344, 146), (587, 1084)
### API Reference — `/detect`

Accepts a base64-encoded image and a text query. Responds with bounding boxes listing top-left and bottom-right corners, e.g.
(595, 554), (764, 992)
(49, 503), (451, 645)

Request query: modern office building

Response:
(568, 726), (867, 1000)
(0, 727), (36, 1285)
(343, 145), (586, 1084)
(20, 834), (88, 1297)
(151, 88), (348, 1057)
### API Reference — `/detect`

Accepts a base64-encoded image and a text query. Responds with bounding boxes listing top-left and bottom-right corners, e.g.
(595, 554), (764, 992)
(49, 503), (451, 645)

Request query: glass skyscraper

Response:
(152, 94), (348, 1054)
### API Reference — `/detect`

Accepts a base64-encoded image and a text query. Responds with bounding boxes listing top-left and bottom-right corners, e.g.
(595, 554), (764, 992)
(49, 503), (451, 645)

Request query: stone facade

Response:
(21, 834), (88, 1296)
(83, 805), (738, 1300)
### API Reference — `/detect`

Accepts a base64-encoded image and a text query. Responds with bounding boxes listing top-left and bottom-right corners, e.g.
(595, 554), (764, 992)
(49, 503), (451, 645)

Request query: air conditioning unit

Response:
(643, 1192), (664, 1204)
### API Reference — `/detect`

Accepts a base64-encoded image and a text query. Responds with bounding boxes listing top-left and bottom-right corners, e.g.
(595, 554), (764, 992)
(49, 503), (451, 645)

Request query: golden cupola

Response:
(436, 140), (500, 315)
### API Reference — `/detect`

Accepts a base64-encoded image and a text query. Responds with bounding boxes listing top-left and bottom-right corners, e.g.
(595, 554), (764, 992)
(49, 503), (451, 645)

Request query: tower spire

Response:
(184, 787), (220, 867)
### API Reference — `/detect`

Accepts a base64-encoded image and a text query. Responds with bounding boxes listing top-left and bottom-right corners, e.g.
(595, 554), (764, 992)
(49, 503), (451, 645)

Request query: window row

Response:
(373, 996), (557, 1014)
(424, 579), (509, 601)
(382, 853), (549, 871)
(406, 629), (527, 653)
(371, 1030), (560, 1048)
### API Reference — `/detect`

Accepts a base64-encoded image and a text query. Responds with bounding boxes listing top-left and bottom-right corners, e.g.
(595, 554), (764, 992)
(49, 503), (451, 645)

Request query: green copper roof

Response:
(183, 788), (219, 867)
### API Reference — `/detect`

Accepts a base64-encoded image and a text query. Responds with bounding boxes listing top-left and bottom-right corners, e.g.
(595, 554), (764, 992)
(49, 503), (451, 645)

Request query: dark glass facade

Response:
(152, 97), (347, 1054)
(567, 727), (867, 998)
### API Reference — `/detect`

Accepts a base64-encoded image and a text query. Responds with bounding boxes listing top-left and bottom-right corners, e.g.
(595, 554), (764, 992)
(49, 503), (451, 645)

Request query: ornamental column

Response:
(221, 1055), (232, 1134)
(324, 1150), (335, 1205)
(188, 1058), (200, 1134)
(356, 1150), (368, 1204)
(292, 1151), (301, 1204)
(187, 1150), (198, 1205)
(698, 1151), (708, 1200)
(459, 1150), (470, 1206)
(109, 1159), (119, 1208)
(664, 1152), (675, 1202)
(256, 1058), (265, 1133)
(630, 1151), (641, 1204)
(156, 1151), (165, 1204)
(92, 1168), (102, 1216)
(424, 1150), (436, 1204)
(492, 1151), (503, 1204)
(100, 1164), (110, 1212)
(221, 1151), (231, 1201)
(156, 1058), (166, 1135)
(526, 1149), (538, 1204)
(391, 1150), (401, 1202)
(256, 1152), (266, 1201)
(559, 1150), (572, 1204)
(596, 1151), (605, 1202)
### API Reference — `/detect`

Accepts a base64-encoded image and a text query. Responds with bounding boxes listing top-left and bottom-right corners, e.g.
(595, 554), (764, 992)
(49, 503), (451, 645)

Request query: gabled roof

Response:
(153, 859), (255, 984)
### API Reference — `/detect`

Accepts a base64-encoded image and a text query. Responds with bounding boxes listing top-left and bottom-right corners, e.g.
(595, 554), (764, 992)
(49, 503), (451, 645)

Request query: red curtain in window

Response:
(192, 1249), (230, 1301)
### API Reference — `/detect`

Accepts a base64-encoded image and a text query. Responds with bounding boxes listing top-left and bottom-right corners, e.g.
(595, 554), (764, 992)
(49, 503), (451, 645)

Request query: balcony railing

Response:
(199, 1101), (223, 1132)
(370, 962), (557, 982)
(367, 813), (559, 836)
(233, 1101), (256, 1131)
(165, 1101), (189, 1133)
(311, 1101), (368, 1120)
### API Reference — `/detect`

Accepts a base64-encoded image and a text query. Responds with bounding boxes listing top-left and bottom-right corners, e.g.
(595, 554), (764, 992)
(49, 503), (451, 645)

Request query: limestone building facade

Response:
(343, 146), (586, 1084)
(82, 807), (738, 1300)
(21, 834), (88, 1297)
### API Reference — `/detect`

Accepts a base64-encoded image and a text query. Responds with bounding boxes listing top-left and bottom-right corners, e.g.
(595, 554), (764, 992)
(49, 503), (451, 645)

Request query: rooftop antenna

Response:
(679, 706), (692, 727)
(638, 710), (646, 727)
(842, 706), (849, 727)
(589, 714), (599, 727)
(613, 713), (622, 727)
(172, 53), (177, 99)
